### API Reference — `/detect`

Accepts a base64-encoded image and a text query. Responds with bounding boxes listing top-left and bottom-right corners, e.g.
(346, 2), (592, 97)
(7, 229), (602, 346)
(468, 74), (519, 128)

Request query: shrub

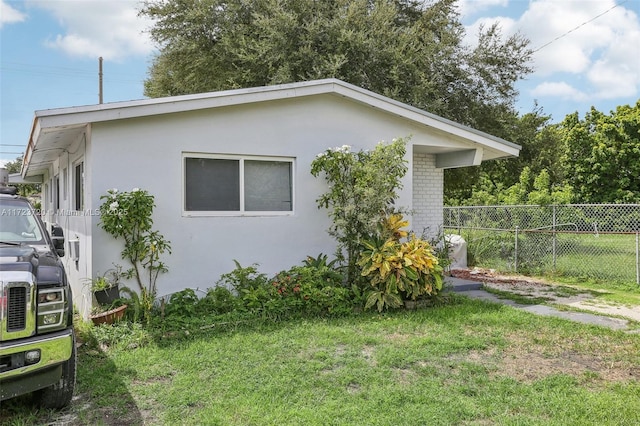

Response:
(214, 260), (354, 318)
(198, 286), (243, 315)
(268, 266), (354, 317)
(310, 139), (409, 283)
(358, 214), (444, 311)
(216, 260), (269, 294)
(98, 188), (171, 323)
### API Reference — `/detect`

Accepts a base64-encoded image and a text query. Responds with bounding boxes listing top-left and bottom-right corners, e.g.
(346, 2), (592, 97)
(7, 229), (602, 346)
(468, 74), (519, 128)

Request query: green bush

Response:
(155, 259), (355, 331)
(198, 286), (243, 315)
(216, 260), (269, 294)
(268, 266), (354, 317)
(358, 214), (444, 312)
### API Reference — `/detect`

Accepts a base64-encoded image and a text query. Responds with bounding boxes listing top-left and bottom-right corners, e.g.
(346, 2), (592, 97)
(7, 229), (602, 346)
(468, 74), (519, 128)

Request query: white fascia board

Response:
(33, 79), (341, 130)
(330, 82), (521, 157)
(22, 117), (41, 178)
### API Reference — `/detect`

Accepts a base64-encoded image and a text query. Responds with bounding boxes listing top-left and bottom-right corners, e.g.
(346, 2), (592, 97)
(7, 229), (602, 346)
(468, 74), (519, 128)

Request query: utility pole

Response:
(98, 57), (103, 104)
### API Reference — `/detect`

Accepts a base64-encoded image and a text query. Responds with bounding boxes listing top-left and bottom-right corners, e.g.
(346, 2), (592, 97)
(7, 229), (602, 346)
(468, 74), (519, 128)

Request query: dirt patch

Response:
(442, 337), (639, 385)
(498, 332), (640, 384)
(450, 268), (640, 322)
(361, 345), (377, 366)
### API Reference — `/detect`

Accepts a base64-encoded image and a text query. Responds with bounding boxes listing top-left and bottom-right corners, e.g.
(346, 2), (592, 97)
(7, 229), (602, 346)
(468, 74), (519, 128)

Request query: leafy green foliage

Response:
(310, 139), (408, 282)
(268, 266), (353, 317)
(2, 156), (40, 196)
(98, 188), (171, 322)
(228, 263), (354, 318)
(216, 260), (270, 294)
(561, 101), (640, 203)
(302, 253), (338, 270)
(445, 108), (572, 206)
(198, 286), (243, 315)
(140, 0), (532, 128)
(464, 167), (574, 206)
(152, 259), (356, 332)
(358, 214), (444, 311)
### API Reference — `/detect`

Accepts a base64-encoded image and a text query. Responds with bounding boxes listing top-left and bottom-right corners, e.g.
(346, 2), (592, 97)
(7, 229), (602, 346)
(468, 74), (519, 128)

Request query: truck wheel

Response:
(37, 333), (77, 409)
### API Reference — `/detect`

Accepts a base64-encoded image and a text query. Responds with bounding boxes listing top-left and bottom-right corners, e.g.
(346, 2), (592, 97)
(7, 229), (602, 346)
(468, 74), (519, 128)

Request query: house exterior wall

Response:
(41, 132), (94, 317)
(412, 152), (444, 239)
(81, 94), (445, 300)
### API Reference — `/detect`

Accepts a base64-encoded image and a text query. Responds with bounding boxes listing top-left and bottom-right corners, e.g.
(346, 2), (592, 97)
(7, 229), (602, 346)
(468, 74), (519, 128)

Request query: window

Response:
(184, 154), (293, 214)
(74, 162), (84, 210)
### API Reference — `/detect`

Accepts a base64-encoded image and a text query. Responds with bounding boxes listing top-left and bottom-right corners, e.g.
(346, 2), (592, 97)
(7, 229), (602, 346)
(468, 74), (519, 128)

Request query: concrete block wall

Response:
(412, 152), (444, 239)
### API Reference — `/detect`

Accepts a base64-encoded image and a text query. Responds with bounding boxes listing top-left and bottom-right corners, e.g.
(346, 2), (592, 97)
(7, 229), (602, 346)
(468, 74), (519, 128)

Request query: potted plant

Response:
(86, 265), (128, 324)
(86, 265), (123, 306)
(89, 303), (128, 326)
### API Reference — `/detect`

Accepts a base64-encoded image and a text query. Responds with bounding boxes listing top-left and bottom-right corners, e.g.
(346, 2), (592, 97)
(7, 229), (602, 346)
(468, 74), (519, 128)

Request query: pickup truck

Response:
(0, 186), (76, 408)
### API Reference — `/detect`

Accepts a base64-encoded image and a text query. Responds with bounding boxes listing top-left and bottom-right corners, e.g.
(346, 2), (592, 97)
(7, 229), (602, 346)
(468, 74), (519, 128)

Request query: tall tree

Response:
(445, 107), (565, 204)
(2, 156), (40, 196)
(140, 0), (532, 129)
(561, 101), (640, 203)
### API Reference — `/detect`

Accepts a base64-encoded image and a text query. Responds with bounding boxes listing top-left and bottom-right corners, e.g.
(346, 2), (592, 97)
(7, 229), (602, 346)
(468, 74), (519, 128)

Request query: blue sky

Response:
(1, 0), (639, 167)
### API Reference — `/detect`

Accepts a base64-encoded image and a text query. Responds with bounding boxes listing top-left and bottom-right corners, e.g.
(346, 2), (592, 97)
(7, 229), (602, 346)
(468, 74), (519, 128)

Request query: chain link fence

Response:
(443, 204), (640, 284)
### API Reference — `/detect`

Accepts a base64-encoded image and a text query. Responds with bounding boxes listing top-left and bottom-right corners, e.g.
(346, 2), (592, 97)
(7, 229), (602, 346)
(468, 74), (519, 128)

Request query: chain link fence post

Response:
(514, 225), (519, 272)
(636, 232), (640, 285)
(552, 205), (557, 271)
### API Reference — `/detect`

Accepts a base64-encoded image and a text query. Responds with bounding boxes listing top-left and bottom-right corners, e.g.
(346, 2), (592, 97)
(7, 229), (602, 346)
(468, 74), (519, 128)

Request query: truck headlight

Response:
(39, 291), (62, 303)
(37, 288), (67, 331)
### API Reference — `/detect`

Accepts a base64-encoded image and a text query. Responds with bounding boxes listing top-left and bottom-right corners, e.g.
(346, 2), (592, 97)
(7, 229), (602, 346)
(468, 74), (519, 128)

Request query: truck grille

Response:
(7, 287), (27, 331)
(1, 274), (36, 340)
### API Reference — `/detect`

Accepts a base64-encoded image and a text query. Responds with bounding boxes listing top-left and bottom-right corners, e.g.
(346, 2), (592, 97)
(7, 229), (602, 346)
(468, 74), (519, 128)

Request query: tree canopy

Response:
(561, 101), (640, 203)
(140, 0), (532, 129)
(2, 156), (40, 196)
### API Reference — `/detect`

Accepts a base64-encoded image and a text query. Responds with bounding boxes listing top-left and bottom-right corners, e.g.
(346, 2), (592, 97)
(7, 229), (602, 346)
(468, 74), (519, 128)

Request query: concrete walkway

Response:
(445, 276), (634, 331)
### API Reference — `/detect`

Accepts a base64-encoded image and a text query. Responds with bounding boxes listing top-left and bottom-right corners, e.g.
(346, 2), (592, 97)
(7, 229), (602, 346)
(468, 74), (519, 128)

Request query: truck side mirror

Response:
(50, 223), (65, 257)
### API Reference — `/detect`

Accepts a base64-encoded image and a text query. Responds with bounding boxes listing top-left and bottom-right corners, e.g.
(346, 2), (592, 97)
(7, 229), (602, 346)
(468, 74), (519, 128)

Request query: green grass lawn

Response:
(2, 297), (639, 425)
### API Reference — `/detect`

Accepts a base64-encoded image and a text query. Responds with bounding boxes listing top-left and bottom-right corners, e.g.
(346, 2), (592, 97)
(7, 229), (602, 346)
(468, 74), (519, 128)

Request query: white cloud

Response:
(465, 0), (640, 103)
(27, 0), (154, 61)
(531, 81), (588, 101)
(0, 0), (27, 28)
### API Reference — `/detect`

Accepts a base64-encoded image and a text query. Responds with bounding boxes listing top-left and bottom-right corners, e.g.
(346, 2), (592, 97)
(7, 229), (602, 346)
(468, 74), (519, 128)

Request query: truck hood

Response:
(0, 245), (63, 285)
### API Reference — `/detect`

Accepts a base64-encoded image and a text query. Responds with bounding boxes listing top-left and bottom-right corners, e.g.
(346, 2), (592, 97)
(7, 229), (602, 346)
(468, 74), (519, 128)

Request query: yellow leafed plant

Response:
(358, 214), (443, 311)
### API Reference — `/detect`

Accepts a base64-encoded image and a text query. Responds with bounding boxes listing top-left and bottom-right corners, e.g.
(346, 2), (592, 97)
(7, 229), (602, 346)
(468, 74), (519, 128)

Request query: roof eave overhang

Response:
(22, 79), (521, 176)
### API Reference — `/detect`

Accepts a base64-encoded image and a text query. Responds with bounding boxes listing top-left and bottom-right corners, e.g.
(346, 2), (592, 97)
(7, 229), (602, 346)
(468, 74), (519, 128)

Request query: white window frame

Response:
(182, 152), (295, 217)
(74, 160), (84, 211)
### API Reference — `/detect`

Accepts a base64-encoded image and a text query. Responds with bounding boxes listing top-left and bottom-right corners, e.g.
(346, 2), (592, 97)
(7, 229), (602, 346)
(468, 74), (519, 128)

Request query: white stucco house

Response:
(19, 79), (520, 317)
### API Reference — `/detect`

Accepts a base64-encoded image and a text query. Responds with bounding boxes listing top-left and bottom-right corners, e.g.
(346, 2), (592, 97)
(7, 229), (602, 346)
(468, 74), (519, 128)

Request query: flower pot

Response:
(90, 304), (127, 326)
(94, 284), (120, 306)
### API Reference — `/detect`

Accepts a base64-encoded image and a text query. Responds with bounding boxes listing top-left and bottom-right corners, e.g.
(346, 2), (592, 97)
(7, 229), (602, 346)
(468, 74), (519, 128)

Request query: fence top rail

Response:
(443, 225), (640, 235)
(444, 204), (640, 209)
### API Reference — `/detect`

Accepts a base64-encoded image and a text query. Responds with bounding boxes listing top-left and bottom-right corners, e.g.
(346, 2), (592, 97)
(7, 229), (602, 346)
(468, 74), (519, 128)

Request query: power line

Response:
(532, 0), (628, 53)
